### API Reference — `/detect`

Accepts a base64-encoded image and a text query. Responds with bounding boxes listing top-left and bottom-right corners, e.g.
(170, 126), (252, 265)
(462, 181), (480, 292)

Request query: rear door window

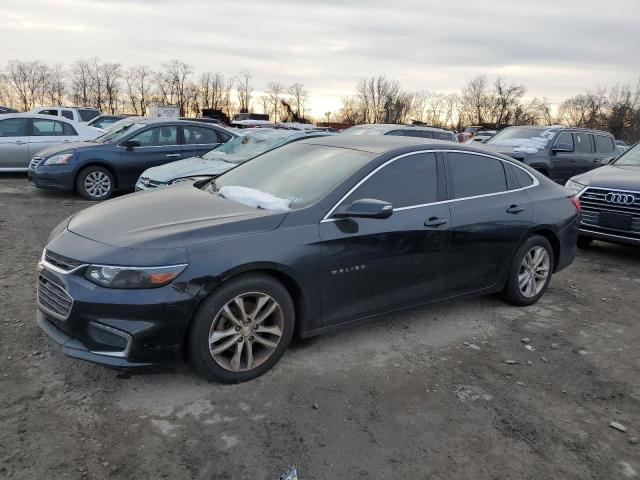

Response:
(0, 118), (28, 137)
(61, 110), (74, 120)
(342, 152), (439, 208)
(130, 126), (178, 146)
(446, 152), (508, 198)
(404, 130), (434, 139)
(78, 109), (100, 121)
(62, 123), (78, 136)
(31, 119), (66, 136)
(574, 132), (594, 153)
(594, 135), (615, 154)
(182, 126), (220, 144)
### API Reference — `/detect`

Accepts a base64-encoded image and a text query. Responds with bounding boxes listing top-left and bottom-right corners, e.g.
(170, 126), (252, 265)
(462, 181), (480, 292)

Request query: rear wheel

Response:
(577, 236), (593, 249)
(76, 166), (114, 201)
(502, 235), (554, 306)
(188, 274), (295, 383)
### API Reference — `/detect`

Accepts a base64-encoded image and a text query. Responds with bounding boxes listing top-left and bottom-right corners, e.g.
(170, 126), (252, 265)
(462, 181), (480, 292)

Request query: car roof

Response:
(347, 123), (454, 134)
(2, 112), (78, 123)
(501, 125), (613, 136)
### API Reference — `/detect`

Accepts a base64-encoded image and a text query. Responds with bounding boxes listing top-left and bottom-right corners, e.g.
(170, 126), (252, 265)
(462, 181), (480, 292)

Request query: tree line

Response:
(339, 75), (640, 142)
(1, 58), (639, 141)
(0, 59), (309, 122)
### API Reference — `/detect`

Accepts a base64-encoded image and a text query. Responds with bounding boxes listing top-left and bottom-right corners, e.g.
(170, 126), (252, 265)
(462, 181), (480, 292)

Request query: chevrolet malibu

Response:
(37, 136), (580, 382)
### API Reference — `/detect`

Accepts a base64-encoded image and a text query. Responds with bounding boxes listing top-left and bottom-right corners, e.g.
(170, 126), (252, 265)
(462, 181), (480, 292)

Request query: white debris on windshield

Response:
(218, 186), (291, 211)
(489, 126), (563, 153)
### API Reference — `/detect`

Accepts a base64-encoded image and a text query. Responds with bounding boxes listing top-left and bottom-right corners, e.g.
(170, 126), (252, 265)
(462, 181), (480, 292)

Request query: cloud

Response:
(0, 0), (638, 113)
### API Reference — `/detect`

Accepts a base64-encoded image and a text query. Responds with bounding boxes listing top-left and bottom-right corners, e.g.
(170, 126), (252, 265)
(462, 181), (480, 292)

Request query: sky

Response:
(0, 0), (639, 117)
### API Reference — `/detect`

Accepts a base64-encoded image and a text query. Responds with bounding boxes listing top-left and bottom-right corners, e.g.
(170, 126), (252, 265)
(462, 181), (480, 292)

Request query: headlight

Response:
(169, 176), (212, 185)
(565, 179), (587, 195)
(84, 264), (188, 289)
(43, 153), (74, 165)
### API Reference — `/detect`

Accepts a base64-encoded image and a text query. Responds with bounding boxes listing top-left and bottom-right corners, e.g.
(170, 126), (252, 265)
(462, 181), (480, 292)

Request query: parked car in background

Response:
(30, 106), (101, 123)
(180, 117), (223, 125)
(464, 130), (497, 145)
(566, 141), (640, 247)
(0, 106), (19, 114)
(37, 136), (579, 382)
(136, 129), (334, 190)
(0, 113), (102, 171)
(30, 118), (236, 200)
(615, 139), (630, 155)
(87, 114), (134, 130)
(482, 126), (617, 184)
(342, 124), (458, 142)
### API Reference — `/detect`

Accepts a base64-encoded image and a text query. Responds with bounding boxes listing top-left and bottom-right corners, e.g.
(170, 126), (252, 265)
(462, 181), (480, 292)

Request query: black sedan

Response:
(30, 118), (236, 200)
(566, 141), (640, 247)
(37, 136), (580, 382)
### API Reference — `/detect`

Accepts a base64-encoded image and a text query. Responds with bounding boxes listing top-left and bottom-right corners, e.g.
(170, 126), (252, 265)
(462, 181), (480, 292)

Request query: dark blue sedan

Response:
(30, 118), (236, 200)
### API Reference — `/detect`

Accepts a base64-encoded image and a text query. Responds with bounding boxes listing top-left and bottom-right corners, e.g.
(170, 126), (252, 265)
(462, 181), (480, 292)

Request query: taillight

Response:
(570, 195), (581, 210)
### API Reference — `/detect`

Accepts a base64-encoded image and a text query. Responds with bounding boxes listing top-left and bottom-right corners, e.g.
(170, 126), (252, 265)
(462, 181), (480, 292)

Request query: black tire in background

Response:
(75, 166), (115, 201)
(577, 236), (593, 249)
(502, 235), (555, 307)
(188, 273), (295, 383)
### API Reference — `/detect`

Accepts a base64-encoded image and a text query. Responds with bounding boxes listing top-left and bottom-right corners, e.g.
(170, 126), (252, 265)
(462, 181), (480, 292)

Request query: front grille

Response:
(44, 250), (84, 272)
(29, 156), (44, 170)
(38, 275), (73, 320)
(579, 187), (640, 236)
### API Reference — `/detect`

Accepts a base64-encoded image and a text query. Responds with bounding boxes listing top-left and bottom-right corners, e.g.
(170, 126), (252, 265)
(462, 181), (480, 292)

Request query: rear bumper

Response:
(555, 216), (580, 272)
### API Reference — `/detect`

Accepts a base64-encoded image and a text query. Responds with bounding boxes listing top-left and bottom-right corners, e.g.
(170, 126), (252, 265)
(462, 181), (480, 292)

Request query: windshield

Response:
(212, 143), (374, 208)
(486, 126), (560, 150)
(615, 143), (640, 166)
(91, 122), (144, 143)
(203, 131), (291, 163)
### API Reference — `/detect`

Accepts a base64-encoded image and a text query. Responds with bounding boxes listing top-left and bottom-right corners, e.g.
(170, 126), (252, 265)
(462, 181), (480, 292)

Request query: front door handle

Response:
(165, 153), (181, 158)
(424, 217), (448, 227)
(506, 205), (525, 214)
(15, 140), (26, 145)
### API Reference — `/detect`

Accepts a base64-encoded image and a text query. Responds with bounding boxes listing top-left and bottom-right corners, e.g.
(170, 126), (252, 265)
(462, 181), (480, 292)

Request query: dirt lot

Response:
(0, 175), (639, 480)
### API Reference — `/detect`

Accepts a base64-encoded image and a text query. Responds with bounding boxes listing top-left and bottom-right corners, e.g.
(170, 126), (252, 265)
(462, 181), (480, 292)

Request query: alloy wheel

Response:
(208, 292), (284, 372)
(84, 171), (111, 198)
(518, 246), (550, 298)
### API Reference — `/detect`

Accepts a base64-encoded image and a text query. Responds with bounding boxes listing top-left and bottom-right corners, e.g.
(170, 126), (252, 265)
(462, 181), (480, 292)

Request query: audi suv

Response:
(566, 141), (640, 247)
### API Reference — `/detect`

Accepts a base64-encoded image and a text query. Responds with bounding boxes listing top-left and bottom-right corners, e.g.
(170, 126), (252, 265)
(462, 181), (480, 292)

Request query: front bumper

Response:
(31, 165), (76, 192)
(36, 261), (199, 368)
(579, 226), (640, 246)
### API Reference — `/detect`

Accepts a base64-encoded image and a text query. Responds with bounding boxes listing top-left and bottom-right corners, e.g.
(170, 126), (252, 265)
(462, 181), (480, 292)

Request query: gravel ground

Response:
(1, 176), (639, 480)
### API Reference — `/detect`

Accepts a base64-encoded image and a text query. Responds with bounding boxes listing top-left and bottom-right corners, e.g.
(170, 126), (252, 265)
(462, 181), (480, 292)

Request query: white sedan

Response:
(0, 113), (103, 171)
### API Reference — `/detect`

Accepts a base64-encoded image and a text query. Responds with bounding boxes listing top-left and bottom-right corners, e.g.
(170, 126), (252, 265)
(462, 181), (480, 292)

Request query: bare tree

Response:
(266, 81), (285, 122)
(70, 58), (91, 107)
(160, 60), (193, 115)
(460, 75), (492, 125)
(288, 83), (308, 119)
(492, 77), (526, 125)
(124, 65), (153, 115)
(236, 69), (252, 113)
(6, 60), (47, 110)
(43, 63), (66, 106)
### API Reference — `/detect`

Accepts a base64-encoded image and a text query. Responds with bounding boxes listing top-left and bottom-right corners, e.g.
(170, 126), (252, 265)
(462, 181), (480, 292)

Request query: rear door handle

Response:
(165, 153), (181, 158)
(506, 205), (525, 214)
(424, 217), (448, 227)
(15, 140), (26, 145)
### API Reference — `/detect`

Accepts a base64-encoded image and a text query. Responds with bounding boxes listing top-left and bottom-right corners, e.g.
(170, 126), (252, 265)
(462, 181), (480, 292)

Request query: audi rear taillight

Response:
(570, 195), (581, 211)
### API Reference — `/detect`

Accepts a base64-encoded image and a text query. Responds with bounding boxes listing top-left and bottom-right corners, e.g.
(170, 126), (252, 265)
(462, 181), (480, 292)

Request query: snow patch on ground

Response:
(454, 385), (493, 402)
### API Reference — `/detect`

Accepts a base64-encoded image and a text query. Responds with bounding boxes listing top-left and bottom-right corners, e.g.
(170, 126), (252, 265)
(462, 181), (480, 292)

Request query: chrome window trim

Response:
(40, 249), (88, 275)
(89, 321), (133, 358)
(321, 149), (539, 222)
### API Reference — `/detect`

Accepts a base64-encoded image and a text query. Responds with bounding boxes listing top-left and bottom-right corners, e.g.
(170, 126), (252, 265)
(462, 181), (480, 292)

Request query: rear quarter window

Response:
(594, 135), (615, 154)
(446, 152), (508, 198)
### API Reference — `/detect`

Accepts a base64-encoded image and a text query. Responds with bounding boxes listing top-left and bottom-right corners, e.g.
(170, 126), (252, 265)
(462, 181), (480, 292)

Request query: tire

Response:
(577, 236), (593, 249)
(75, 166), (115, 201)
(502, 235), (555, 306)
(188, 274), (295, 383)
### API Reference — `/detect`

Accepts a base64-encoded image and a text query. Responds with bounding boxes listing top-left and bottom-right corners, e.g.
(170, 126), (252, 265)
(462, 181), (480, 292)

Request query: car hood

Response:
(34, 141), (101, 158)
(481, 144), (541, 159)
(142, 156), (235, 183)
(67, 184), (287, 249)
(572, 164), (640, 191)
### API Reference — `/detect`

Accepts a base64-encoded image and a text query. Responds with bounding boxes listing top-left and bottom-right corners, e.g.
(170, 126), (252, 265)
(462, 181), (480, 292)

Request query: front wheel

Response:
(188, 274), (295, 383)
(76, 166), (114, 200)
(502, 235), (555, 306)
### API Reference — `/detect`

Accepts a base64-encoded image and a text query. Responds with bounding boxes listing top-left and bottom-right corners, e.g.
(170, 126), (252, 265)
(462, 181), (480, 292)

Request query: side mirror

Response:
(122, 139), (141, 149)
(552, 144), (573, 153)
(333, 198), (393, 220)
(600, 156), (615, 165)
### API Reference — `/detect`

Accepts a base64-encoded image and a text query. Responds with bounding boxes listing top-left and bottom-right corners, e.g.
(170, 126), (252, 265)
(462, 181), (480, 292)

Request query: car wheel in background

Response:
(502, 235), (555, 306)
(576, 236), (593, 249)
(76, 166), (115, 201)
(188, 274), (295, 383)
